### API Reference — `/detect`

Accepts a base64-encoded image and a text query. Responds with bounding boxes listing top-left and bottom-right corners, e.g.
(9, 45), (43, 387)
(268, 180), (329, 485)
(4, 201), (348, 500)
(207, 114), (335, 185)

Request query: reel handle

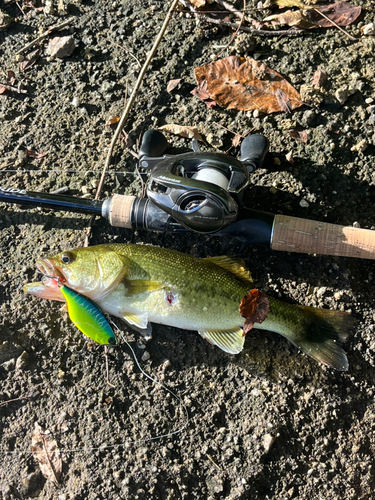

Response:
(138, 129), (169, 160)
(240, 134), (270, 171)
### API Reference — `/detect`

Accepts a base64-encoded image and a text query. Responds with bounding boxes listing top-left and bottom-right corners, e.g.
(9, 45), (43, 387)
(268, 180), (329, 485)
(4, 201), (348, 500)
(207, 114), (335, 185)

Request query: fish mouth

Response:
(36, 259), (65, 287)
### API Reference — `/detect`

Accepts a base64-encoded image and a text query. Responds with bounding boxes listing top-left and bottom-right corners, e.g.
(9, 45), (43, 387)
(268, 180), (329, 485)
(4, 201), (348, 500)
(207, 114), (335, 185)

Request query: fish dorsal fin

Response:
(122, 312), (149, 330)
(199, 328), (245, 354)
(204, 256), (252, 282)
(125, 279), (166, 296)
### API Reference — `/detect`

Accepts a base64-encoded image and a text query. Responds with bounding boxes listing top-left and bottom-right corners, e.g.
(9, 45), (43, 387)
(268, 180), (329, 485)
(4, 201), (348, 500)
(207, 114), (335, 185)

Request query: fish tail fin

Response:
(291, 306), (355, 371)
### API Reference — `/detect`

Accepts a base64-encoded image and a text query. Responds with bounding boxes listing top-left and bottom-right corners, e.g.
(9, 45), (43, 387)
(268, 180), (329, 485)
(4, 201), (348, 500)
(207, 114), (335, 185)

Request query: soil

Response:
(1, 0), (375, 499)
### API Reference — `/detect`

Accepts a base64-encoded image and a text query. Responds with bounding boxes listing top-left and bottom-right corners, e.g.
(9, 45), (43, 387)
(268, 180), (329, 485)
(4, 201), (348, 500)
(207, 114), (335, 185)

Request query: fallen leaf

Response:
(312, 69), (327, 88)
(264, 9), (316, 29)
(190, 80), (217, 108)
(273, 0), (306, 7)
(190, 0), (207, 7)
(31, 423), (62, 486)
(20, 48), (40, 71)
(25, 149), (48, 159)
(288, 129), (308, 143)
(306, 2), (361, 28)
(240, 289), (269, 335)
(166, 78), (182, 92)
(232, 134), (242, 147)
(193, 56), (303, 114)
(159, 124), (203, 141)
(7, 70), (16, 85)
(285, 150), (294, 163)
(105, 115), (120, 126)
(275, 88), (293, 113)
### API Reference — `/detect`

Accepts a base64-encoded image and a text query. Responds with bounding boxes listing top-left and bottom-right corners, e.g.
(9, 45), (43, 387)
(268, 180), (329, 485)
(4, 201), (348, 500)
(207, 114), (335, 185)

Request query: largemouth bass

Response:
(24, 243), (354, 370)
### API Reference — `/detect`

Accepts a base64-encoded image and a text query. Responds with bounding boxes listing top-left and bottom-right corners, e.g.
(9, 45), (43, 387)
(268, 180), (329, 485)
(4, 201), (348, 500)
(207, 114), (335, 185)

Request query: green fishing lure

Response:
(59, 284), (117, 345)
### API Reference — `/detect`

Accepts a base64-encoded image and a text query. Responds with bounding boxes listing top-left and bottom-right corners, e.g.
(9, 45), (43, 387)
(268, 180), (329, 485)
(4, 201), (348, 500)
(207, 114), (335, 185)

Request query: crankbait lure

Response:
(58, 282), (117, 346)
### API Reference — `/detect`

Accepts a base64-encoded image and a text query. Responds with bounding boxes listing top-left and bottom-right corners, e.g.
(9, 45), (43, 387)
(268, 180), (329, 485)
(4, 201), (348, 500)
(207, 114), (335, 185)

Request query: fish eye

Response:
(108, 337), (116, 345)
(61, 252), (75, 264)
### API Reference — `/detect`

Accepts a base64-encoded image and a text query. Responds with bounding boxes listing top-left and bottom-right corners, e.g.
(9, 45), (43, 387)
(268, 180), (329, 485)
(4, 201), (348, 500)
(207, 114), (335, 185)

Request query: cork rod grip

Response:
(271, 215), (375, 259)
(107, 194), (136, 228)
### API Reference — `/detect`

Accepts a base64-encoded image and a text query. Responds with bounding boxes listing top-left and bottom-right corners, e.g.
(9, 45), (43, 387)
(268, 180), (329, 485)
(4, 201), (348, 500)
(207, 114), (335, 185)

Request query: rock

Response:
(0, 9), (14, 31)
(45, 36), (76, 58)
(0, 341), (23, 364)
(15, 351), (30, 371)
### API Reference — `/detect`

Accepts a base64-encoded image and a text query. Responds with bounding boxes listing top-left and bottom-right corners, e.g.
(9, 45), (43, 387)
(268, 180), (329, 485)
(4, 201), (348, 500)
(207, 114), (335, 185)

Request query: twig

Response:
(202, 14), (305, 37)
(83, 0), (180, 247)
(15, 18), (72, 55)
(217, 0), (246, 58)
(0, 84), (27, 94)
(99, 35), (142, 68)
(312, 8), (360, 41)
(215, 0), (243, 21)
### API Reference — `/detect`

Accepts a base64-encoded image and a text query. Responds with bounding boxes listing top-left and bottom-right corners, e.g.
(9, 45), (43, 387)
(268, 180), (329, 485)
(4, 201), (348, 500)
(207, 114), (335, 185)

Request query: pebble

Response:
(353, 221), (361, 228)
(299, 199), (309, 208)
(72, 96), (81, 107)
(141, 351), (150, 361)
(45, 35), (76, 58)
(15, 351), (30, 371)
(263, 433), (277, 452)
(316, 287), (327, 298)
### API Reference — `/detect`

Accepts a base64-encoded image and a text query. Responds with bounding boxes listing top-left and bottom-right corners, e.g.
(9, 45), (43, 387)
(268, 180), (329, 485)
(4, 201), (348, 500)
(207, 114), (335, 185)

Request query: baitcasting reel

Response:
(138, 129), (269, 233)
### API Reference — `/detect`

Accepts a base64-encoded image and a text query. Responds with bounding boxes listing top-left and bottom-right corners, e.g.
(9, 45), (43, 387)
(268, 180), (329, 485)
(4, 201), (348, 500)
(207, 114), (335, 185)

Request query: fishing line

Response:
(0, 169), (144, 175)
(0, 322), (189, 456)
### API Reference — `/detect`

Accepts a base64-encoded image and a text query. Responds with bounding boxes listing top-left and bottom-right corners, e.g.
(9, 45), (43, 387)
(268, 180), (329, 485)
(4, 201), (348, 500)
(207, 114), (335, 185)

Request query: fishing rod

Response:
(1, 129), (375, 260)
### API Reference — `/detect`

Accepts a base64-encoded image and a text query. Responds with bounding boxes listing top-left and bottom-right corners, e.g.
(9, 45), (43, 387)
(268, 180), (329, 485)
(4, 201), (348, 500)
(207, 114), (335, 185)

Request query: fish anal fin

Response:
(204, 256), (252, 283)
(122, 312), (149, 329)
(125, 279), (167, 296)
(199, 328), (245, 354)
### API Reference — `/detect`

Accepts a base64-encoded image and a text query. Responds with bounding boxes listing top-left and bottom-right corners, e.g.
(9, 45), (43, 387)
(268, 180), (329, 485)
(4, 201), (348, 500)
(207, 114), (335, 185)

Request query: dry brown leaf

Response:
(264, 9), (316, 28)
(166, 78), (182, 92)
(20, 48), (41, 71)
(190, 80), (217, 108)
(105, 115), (120, 126)
(273, 0), (306, 7)
(312, 69), (327, 88)
(285, 150), (294, 163)
(190, 0), (207, 8)
(25, 149), (48, 159)
(158, 124), (203, 141)
(194, 56), (302, 114)
(31, 423), (62, 486)
(232, 134), (242, 147)
(288, 129), (308, 143)
(306, 2), (361, 27)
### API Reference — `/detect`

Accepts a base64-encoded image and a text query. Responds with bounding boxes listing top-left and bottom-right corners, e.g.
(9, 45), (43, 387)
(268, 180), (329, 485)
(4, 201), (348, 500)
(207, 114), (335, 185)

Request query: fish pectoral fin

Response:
(199, 328), (245, 355)
(125, 279), (167, 296)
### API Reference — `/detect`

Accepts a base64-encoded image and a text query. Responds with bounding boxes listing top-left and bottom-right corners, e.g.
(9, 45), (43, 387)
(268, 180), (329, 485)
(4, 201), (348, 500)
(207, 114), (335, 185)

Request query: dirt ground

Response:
(1, 0), (375, 498)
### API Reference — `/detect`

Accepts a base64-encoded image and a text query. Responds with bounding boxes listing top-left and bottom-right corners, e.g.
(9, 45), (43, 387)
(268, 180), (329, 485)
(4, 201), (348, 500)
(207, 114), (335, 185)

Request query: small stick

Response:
(83, 0), (180, 246)
(215, 0), (243, 21)
(104, 346), (115, 388)
(15, 18), (72, 55)
(202, 14), (305, 37)
(99, 35), (142, 68)
(312, 8), (359, 41)
(0, 84), (27, 94)
(217, 0), (246, 58)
